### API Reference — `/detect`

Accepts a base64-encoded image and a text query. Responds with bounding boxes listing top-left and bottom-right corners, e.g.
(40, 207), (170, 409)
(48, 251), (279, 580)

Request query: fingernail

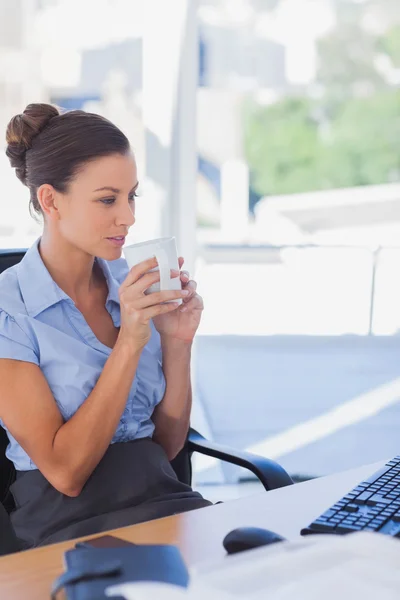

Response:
(180, 306), (187, 312)
(182, 274), (189, 280)
(181, 290), (190, 296)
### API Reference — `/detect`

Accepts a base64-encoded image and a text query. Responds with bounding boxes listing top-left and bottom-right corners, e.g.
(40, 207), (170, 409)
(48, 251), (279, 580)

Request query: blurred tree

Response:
(244, 90), (400, 196)
(367, 0), (400, 27)
(244, 0), (400, 197)
(244, 97), (323, 196)
(248, 0), (279, 11)
(316, 1), (386, 102)
(379, 25), (400, 68)
(330, 91), (400, 186)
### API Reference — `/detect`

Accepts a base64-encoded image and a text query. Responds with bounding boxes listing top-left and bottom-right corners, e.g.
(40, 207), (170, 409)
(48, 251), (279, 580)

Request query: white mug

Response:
(123, 237), (182, 304)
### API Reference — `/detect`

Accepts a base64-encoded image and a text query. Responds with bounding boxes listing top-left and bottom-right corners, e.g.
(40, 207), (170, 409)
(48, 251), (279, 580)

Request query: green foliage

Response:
(317, 23), (386, 100)
(244, 1), (400, 197)
(379, 25), (400, 67)
(244, 97), (322, 195)
(331, 92), (400, 187)
(244, 90), (400, 196)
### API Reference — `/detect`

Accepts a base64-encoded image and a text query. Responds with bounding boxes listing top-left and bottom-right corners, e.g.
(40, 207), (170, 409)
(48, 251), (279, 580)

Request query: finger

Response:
(136, 289), (189, 309)
(122, 266), (181, 295)
(121, 257), (158, 289)
(132, 270), (161, 293)
(180, 293), (204, 312)
(144, 301), (180, 320)
(180, 270), (190, 283)
(178, 257), (184, 269)
(171, 268), (180, 279)
(136, 269), (180, 292)
(182, 280), (197, 301)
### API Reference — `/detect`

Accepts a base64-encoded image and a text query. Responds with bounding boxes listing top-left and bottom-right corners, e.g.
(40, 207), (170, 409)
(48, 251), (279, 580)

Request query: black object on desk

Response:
(223, 527), (285, 554)
(51, 543), (189, 600)
(302, 455), (400, 537)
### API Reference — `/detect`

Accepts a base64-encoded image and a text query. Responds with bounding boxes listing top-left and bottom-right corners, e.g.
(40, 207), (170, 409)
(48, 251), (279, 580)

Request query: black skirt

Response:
(10, 438), (212, 549)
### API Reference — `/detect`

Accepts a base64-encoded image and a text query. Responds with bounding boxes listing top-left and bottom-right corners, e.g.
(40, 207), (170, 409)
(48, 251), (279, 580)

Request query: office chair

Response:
(0, 248), (293, 554)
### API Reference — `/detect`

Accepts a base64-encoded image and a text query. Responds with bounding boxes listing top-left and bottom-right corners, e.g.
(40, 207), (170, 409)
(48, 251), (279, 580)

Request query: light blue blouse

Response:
(0, 239), (166, 471)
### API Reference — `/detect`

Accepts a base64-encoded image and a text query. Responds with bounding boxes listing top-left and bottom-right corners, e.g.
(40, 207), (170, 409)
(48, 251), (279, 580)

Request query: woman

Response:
(0, 103), (211, 549)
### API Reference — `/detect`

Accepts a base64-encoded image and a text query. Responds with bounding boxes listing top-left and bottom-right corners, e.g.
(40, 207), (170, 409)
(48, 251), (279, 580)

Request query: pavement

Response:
(192, 259), (400, 485)
(193, 334), (400, 483)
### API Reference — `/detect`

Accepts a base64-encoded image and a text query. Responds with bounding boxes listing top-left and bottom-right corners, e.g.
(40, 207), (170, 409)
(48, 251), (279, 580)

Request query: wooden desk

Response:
(0, 460), (385, 600)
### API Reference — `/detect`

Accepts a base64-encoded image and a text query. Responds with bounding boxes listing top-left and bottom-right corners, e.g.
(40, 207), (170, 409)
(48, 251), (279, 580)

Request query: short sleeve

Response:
(0, 310), (39, 365)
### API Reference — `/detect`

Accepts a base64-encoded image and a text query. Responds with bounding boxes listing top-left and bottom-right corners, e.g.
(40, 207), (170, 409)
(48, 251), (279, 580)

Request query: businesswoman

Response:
(0, 103), (211, 548)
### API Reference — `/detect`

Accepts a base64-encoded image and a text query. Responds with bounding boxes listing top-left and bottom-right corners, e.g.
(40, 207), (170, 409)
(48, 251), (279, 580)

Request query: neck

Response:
(39, 229), (100, 304)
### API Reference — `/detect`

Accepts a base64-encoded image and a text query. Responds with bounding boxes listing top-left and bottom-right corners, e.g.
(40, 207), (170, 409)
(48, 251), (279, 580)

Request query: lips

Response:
(106, 236), (126, 247)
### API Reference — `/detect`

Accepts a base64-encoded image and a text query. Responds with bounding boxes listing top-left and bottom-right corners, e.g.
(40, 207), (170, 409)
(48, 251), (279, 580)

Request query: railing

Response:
(199, 243), (400, 336)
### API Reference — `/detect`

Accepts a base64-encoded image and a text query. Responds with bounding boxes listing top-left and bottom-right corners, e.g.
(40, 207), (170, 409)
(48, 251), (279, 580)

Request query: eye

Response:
(128, 191), (139, 202)
(100, 197), (116, 205)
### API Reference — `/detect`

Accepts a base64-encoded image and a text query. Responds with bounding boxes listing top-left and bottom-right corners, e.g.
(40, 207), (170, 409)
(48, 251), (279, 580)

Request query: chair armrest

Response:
(188, 428), (293, 491)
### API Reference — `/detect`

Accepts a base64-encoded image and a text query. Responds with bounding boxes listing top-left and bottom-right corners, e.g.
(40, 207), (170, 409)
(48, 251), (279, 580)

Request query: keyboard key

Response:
(343, 504), (359, 513)
(363, 466), (391, 485)
(301, 458), (400, 539)
(321, 509), (336, 519)
(366, 496), (392, 506)
(310, 521), (337, 532)
(342, 520), (358, 527)
(336, 524), (360, 533)
(354, 492), (373, 504)
(335, 513), (348, 520)
(370, 519), (386, 527)
(379, 521), (400, 536)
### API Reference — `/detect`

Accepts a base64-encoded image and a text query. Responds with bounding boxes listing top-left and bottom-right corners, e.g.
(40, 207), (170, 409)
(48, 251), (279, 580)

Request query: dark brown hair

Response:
(5, 103), (130, 216)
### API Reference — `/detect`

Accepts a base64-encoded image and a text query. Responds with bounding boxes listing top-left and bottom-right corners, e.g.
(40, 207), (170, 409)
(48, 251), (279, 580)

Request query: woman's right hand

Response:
(118, 257), (187, 350)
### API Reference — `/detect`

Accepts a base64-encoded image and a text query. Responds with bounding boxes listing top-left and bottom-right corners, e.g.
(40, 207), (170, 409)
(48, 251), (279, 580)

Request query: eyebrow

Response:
(94, 182), (139, 194)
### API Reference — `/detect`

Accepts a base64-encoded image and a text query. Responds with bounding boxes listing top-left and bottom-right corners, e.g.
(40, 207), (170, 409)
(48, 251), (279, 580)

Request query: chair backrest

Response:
(0, 426), (15, 510)
(0, 500), (20, 555)
(0, 250), (26, 509)
(0, 249), (27, 273)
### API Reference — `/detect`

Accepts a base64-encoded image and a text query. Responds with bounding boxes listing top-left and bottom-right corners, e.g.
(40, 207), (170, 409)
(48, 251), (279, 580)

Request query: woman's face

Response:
(54, 152), (138, 260)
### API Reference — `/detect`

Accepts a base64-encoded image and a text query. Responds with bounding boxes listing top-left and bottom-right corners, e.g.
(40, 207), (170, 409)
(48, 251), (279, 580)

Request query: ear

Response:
(36, 184), (60, 220)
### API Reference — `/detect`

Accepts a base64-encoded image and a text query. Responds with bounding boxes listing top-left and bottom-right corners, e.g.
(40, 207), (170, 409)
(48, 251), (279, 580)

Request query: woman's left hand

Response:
(152, 257), (203, 343)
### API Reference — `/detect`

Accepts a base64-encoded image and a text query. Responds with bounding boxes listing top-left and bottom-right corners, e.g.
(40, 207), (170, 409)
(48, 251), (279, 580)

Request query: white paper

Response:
(106, 580), (232, 600)
(106, 533), (400, 600)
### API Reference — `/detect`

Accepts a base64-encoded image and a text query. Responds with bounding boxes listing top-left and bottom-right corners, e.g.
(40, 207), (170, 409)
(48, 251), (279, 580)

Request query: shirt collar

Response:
(17, 239), (71, 317)
(17, 238), (120, 318)
(97, 257), (120, 311)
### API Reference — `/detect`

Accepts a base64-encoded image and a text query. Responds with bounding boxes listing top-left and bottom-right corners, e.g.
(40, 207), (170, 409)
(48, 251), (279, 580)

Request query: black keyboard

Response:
(301, 456), (400, 537)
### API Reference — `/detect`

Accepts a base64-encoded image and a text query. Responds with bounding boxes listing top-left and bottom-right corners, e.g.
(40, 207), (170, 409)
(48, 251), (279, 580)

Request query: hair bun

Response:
(5, 103), (59, 184)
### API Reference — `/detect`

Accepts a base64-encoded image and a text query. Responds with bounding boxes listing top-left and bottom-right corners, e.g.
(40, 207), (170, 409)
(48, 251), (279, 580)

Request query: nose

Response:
(115, 200), (135, 228)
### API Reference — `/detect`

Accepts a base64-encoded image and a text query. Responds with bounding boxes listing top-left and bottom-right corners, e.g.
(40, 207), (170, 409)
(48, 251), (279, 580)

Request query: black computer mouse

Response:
(223, 526), (286, 555)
